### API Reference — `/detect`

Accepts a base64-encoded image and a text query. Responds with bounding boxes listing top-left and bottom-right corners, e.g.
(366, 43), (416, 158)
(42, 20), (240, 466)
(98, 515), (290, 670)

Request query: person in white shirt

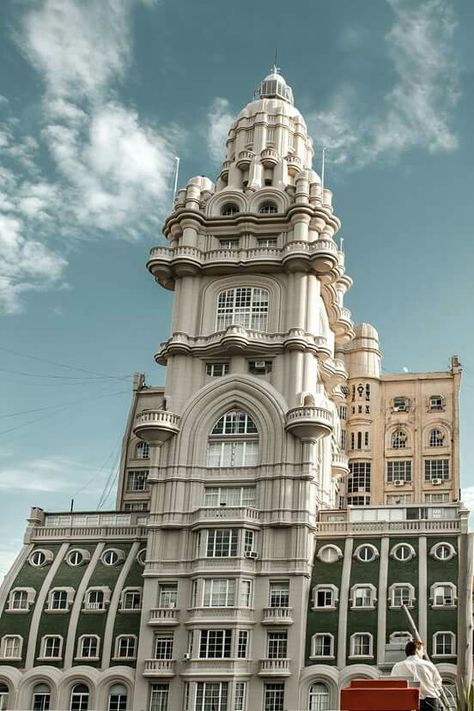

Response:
(391, 640), (443, 711)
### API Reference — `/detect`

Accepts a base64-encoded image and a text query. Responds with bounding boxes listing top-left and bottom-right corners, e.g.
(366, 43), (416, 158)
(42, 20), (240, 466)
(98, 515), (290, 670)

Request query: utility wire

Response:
(0, 345), (132, 380)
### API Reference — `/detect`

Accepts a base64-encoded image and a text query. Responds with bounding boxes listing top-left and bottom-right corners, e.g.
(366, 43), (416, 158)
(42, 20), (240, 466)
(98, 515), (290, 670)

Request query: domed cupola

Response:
(254, 66), (294, 105)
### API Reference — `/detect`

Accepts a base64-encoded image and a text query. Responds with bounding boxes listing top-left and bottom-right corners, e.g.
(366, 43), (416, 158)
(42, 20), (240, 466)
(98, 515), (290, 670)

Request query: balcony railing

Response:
(258, 658), (291, 676)
(148, 608), (179, 625)
(143, 659), (176, 676)
(262, 607), (294, 625)
(190, 506), (261, 525)
(315, 518), (461, 535)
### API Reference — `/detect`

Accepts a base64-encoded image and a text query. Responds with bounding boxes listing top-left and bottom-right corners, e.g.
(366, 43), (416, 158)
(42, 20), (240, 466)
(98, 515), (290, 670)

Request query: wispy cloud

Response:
(308, 0), (459, 168)
(0, 540), (23, 579)
(0, 0), (181, 314)
(0, 455), (100, 493)
(207, 98), (233, 164)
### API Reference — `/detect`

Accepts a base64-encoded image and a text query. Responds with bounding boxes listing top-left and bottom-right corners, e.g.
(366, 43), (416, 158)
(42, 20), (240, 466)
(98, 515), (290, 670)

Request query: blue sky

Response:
(0, 0), (473, 574)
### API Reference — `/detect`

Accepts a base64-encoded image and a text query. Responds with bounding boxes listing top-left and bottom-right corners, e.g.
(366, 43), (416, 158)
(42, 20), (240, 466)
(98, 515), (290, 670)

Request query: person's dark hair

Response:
(405, 640), (423, 657)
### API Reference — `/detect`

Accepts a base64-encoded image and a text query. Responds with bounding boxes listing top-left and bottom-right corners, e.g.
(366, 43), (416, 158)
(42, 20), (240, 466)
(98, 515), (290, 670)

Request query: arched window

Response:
(429, 429), (445, 447)
(391, 430), (407, 449)
(309, 683), (330, 711)
(108, 684), (128, 711)
(258, 201), (278, 214)
(32, 683), (51, 711)
(216, 287), (269, 331)
(221, 202), (239, 216)
(207, 410), (259, 467)
(0, 683), (9, 711)
(70, 684), (89, 711)
(136, 441), (150, 459)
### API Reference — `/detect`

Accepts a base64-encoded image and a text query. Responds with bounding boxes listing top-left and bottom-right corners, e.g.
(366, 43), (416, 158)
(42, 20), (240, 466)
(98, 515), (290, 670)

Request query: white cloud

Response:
(0, 0), (181, 313)
(207, 98), (234, 164)
(308, 0), (459, 168)
(0, 543), (22, 580)
(0, 455), (107, 493)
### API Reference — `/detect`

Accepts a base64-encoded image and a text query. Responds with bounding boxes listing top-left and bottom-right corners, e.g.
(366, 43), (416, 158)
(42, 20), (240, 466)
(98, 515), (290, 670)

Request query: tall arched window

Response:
(70, 684), (89, 711)
(429, 429), (444, 447)
(309, 683), (330, 711)
(108, 684), (128, 711)
(32, 683), (51, 711)
(0, 684), (8, 711)
(207, 410), (259, 467)
(391, 430), (407, 449)
(216, 287), (269, 331)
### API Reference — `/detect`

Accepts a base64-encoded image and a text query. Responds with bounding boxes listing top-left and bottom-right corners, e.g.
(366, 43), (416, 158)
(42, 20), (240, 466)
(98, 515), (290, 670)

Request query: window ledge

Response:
(389, 603), (415, 609)
(431, 604), (456, 610)
(348, 655), (374, 660)
(112, 656), (136, 662)
(432, 653), (456, 658)
(309, 655), (335, 660)
(311, 606), (337, 612)
(350, 605), (376, 611)
(0, 656), (21, 661)
(119, 608), (142, 613)
(45, 609), (69, 614)
(75, 655), (100, 661)
(82, 608), (107, 614)
(5, 609), (30, 614)
(37, 656), (62, 661)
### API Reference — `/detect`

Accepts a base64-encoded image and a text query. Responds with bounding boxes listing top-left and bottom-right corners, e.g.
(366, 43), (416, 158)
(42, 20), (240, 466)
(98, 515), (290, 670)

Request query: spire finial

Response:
(272, 48), (280, 75)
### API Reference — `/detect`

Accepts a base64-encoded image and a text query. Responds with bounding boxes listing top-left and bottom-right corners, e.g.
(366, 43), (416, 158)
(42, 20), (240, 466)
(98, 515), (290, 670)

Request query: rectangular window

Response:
(234, 682), (246, 711)
(341, 429), (346, 449)
(315, 588), (334, 608)
(195, 683), (228, 711)
(433, 585), (454, 606)
(353, 634), (371, 656)
(269, 582), (289, 608)
(126, 470), (149, 492)
(158, 583), (177, 608)
(243, 530), (255, 554)
(237, 630), (249, 658)
(240, 580), (252, 608)
(219, 239), (239, 249)
(203, 579), (236, 607)
(257, 237), (277, 247)
(80, 636), (98, 658)
(51, 590), (68, 610)
(204, 487), (256, 508)
(206, 529), (238, 557)
(425, 459), (449, 481)
(43, 636), (61, 658)
(206, 363), (230, 377)
(393, 397), (408, 412)
(86, 590), (104, 610)
(387, 460), (412, 482)
(154, 635), (173, 660)
(347, 495), (370, 506)
(267, 632), (287, 659)
(424, 493), (450, 503)
(386, 494), (412, 504)
(199, 630), (232, 658)
(11, 590), (28, 610)
(123, 590), (142, 610)
(264, 684), (284, 711)
(149, 684), (169, 711)
(348, 462), (371, 493)
(353, 587), (373, 608)
(312, 635), (332, 657)
(33, 692), (50, 711)
(207, 441), (259, 467)
(216, 287), (269, 332)
(117, 636), (136, 658)
(392, 587), (410, 607)
(434, 633), (455, 656)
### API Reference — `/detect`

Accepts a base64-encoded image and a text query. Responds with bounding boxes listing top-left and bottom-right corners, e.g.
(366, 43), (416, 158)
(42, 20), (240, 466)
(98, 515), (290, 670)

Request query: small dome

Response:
(254, 67), (294, 105)
(354, 323), (379, 342)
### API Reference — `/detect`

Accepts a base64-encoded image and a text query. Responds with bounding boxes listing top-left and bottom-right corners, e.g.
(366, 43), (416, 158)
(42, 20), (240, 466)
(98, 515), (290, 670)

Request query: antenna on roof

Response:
(172, 156), (180, 208)
(273, 47), (280, 74)
(340, 237), (344, 252)
(321, 146), (326, 203)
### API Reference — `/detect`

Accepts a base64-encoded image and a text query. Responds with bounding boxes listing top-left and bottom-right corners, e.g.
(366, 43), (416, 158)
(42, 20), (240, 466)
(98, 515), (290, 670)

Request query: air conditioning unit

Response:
(245, 550), (258, 559)
(394, 480), (405, 487)
(183, 653), (191, 661)
(432, 478), (442, 486)
(253, 361), (266, 369)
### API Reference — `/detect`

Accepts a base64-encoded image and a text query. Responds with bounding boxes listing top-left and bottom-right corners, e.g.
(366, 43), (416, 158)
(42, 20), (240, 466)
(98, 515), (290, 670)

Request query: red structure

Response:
(340, 679), (419, 711)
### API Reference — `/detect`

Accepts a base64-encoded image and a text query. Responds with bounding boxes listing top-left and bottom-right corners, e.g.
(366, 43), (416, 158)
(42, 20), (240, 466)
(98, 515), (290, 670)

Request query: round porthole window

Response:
(29, 550), (48, 567)
(67, 550), (84, 567)
(102, 549), (122, 566)
(137, 549), (146, 566)
(431, 542), (456, 561)
(317, 545), (343, 563)
(354, 544), (378, 562)
(391, 544), (416, 562)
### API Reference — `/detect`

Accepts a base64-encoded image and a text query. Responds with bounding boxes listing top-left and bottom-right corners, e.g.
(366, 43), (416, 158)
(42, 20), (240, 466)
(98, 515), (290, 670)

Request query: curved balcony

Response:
(156, 328), (332, 364)
(190, 506), (261, 527)
(258, 658), (291, 676)
(333, 306), (355, 342)
(309, 238), (339, 276)
(236, 150), (255, 169)
(134, 409), (180, 445)
(143, 659), (176, 677)
(260, 147), (279, 167)
(281, 239), (338, 277)
(285, 405), (333, 441)
(331, 452), (350, 479)
(285, 153), (302, 176)
(148, 608), (179, 626)
(262, 607), (293, 625)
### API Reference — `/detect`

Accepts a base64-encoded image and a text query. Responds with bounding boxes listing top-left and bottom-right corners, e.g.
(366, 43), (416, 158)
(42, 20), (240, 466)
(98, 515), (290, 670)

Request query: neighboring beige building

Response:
(0, 69), (470, 711)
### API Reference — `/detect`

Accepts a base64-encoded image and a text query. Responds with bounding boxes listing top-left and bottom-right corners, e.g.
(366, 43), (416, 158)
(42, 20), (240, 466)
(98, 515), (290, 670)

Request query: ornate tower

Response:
(131, 70), (353, 710)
